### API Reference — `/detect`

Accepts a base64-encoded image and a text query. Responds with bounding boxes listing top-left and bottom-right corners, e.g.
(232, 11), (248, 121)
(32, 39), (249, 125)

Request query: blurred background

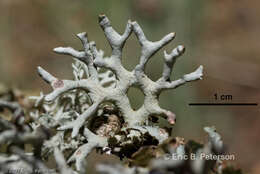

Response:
(0, 0), (259, 173)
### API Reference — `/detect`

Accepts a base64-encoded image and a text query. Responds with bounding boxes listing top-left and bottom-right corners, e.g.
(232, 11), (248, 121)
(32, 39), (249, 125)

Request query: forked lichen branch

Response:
(35, 14), (203, 171)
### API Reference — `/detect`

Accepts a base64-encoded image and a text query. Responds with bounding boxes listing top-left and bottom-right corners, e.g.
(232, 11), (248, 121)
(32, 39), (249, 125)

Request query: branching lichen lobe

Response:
(35, 15), (203, 171)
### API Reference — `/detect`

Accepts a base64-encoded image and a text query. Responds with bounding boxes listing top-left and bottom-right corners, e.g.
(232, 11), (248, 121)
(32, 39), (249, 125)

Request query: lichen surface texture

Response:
(34, 15), (203, 172)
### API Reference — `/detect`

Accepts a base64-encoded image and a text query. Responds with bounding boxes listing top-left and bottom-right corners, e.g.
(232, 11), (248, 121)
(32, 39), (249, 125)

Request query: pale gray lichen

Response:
(30, 15), (203, 172)
(0, 14), (244, 174)
(0, 99), (79, 174)
(204, 126), (224, 154)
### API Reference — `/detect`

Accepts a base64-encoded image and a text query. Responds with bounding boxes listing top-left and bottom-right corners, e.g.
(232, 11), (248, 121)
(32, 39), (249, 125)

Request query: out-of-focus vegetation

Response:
(0, 0), (259, 173)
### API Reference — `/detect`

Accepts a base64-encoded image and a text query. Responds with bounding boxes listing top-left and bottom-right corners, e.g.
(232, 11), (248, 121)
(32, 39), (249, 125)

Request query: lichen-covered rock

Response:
(97, 128), (240, 174)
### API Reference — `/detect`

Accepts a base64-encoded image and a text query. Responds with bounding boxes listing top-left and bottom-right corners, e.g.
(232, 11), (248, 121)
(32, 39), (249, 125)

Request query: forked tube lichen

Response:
(35, 15), (203, 171)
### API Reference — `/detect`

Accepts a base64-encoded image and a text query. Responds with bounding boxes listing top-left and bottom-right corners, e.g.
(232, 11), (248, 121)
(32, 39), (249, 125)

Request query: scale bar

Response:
(189, 103), (258, 106)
